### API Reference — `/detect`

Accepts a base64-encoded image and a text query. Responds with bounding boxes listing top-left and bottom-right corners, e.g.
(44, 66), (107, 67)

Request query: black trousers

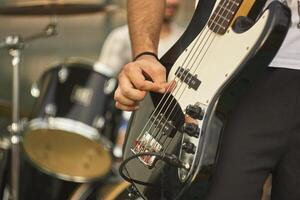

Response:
(205, 67), (300, 200)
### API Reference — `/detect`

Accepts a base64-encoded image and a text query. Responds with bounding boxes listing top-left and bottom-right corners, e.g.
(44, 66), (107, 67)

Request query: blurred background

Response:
(0, 0), (195, 113)
(0, 1), (195, 199)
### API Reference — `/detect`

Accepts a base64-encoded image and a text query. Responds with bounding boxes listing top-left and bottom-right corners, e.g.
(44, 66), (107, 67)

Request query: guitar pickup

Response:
(175, 67), (201, 90)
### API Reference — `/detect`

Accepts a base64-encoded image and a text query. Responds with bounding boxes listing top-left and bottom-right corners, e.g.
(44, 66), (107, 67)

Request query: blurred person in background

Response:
(94, 0), (184, 158)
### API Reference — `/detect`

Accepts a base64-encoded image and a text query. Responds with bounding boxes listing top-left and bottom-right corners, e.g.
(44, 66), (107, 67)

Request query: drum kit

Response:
(0, 1), (129, 200)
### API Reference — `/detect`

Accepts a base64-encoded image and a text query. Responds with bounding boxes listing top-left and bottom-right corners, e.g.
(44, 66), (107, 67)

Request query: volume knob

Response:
(183, 123), (200, 138)
(182, 142), (196, 154)
(186, 104), (204, 120)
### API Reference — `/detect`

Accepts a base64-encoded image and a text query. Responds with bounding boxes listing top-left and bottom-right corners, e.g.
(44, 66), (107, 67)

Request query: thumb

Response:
(142, 69), (169, 93)
(158, 80), (176, 93)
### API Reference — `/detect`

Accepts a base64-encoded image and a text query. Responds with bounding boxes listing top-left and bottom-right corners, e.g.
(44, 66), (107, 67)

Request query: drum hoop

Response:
(38, 58), (109, 83)
(24, 117), (113, 150)
(26, 117), (100, 140)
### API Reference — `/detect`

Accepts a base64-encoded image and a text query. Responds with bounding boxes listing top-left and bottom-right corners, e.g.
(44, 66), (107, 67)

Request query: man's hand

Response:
(114, 55), (171, 111)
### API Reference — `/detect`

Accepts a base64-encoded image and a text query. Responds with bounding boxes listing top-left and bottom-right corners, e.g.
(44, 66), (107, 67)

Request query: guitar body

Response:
(122, 0), (291, 199)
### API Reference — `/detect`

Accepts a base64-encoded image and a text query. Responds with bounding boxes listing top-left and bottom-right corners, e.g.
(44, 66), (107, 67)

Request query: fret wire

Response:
(209, 12), (233, 24)
(216, 14), (231, 23)
(211, 23), (227, 30)
(227, 0), (240, 6)
(218, 1), (240, 11)
(208, 0), (242, 34)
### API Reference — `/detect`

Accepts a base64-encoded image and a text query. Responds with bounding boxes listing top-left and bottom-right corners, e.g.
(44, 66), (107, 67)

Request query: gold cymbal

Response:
(0, 0), (117, 15)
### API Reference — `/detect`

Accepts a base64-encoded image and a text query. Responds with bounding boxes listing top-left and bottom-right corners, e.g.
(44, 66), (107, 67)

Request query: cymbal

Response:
(0, 0), (116, 16)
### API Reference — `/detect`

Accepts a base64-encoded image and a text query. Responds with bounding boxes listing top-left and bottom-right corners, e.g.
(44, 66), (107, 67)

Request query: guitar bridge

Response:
(131, 132), (163, 167)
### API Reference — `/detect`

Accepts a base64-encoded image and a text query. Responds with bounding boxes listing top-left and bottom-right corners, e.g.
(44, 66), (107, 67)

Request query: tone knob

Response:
(186, 104), (204, 120)
(183, 123), (200, 138)
(182, 142), (196, 154)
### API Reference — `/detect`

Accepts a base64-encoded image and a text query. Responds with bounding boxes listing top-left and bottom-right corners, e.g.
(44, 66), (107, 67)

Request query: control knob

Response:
(186, 104), (204, 120)
(182, 142), (196, 154)
(183, 123), (200, 138)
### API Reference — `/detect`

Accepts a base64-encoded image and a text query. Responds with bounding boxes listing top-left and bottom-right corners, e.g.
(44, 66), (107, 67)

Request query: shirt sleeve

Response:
(96, 26), (132, 76)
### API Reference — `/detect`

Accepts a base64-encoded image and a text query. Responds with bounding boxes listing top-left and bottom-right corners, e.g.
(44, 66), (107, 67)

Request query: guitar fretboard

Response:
(208, 0), (243, 34)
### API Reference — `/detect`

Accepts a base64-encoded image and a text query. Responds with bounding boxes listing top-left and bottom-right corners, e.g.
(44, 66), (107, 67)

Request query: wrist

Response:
(133, 51), (159, 62)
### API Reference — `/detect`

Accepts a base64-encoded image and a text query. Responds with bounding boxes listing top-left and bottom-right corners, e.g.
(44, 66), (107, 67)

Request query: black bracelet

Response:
(133, 51), (159, 61)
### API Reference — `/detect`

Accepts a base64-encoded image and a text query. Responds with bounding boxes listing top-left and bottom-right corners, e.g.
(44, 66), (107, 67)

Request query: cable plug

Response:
(163, 154), (190, 170)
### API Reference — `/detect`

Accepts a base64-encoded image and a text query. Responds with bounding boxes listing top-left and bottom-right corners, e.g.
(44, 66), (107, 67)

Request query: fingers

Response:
(114, 71), (146, 111)
(114, 56), (171, 111)
(114, 87), (140, 111)
(123, 63), (162, 92)
(115, 101), (139, 111)
(114, 87), (138, 106)
(118, 71), (146, 101)
(137, 61), (168, 93)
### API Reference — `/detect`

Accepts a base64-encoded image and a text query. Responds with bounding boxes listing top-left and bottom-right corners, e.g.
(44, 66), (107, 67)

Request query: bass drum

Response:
(22, 60), (121, 183)
(19, 156), (82, 200)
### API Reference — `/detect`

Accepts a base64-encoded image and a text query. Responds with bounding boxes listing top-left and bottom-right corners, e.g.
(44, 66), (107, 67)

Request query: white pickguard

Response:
(168, 5), (270, 181)
(168, 11), (270, 110)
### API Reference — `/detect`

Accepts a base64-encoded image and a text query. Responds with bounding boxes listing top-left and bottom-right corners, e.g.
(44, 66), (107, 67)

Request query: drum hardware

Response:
(0, 0), (118, 16)
(44, 104), (57, 117)
(58, 67), (69, 83)
(0, 21), (57, 200)
(0, 137), (10, 200)
(104, 78), (118, 95)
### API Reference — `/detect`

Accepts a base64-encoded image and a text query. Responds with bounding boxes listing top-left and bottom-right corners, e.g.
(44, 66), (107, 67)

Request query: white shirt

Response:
(268, 0), (300, 69)
(94, 24), (184, 77)
(195, 0), (300, 70)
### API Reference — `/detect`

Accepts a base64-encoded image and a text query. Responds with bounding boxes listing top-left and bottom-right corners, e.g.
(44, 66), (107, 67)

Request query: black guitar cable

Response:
(119, 152), (189, 186)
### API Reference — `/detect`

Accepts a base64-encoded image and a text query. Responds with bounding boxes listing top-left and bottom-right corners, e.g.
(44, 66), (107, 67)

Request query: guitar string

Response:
(133, 0), (230, 155)
(140, 0), (236, 155)
(157, 0), (239, 151)
(137, 0), (236, 155)
(159, 0), (238, 149)
(131, 1), (224, 153)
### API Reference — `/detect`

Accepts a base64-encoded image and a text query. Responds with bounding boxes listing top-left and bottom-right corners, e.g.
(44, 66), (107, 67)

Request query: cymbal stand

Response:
(0, 21), (57, 200)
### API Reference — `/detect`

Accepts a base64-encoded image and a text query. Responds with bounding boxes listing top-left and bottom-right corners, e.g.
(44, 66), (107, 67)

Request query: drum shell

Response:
(22, 62), (120, 182)
(19, 155), (81, 200)
(31, 62), (120, 143)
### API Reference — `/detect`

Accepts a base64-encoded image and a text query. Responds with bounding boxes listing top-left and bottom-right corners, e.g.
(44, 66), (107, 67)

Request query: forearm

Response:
(127, 0), (165, 57)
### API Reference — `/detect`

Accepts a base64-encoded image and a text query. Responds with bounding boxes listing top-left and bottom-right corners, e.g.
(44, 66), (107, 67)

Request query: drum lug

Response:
(7, 118), (27, 134)
(58, 67), (68, 83)
(30, 82), (40, 98)
(45, 103), (57, 117)
(93, 116), (105, 129)
(104, 78), (117, 94)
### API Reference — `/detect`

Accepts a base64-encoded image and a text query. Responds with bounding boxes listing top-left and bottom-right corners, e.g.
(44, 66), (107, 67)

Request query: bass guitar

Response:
(120, 0), (291, 199)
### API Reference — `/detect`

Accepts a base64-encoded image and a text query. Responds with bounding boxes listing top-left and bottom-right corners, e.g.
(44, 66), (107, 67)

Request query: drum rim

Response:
(44, 58), (113, 78)
(21, 117), (113, 182)
(27, 118), (102, 141)
(33, 58), (106, 88)
(21, 145), (112, 183)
